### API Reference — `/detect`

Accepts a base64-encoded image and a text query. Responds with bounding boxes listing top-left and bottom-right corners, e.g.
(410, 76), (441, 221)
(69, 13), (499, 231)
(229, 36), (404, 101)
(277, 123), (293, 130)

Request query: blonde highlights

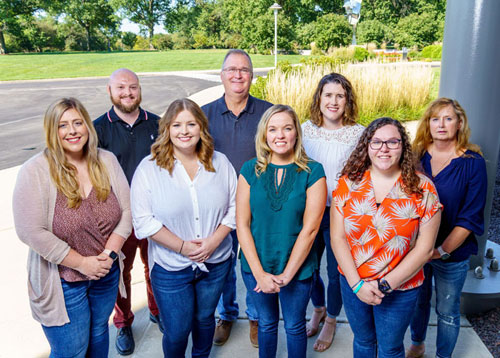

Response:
(44, 97), (110, 208)
(254, 104), (310, 175)
(151, 98), (215, 174)
(413, 97), (481, 159)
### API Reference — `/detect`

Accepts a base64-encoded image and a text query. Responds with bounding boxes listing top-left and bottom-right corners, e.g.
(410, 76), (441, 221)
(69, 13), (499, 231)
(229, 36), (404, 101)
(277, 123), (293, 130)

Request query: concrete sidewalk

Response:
(0, 82), (492, 357)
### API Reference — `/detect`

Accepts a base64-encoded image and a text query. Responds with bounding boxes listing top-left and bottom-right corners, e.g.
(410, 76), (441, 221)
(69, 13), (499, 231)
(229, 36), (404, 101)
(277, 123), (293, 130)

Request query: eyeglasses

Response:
(222, 67), (252, 75)
(369, 139), (402, 150)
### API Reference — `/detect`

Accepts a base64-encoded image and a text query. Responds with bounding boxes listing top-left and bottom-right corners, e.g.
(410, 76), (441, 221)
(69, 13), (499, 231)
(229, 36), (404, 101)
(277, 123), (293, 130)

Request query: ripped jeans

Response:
(410, 259), (469, 358)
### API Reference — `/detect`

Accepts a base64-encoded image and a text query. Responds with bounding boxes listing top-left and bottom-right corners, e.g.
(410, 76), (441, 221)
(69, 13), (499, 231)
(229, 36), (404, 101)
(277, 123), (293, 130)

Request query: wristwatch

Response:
(378, 278), (393, 294)
(437, 246), (451, 260)
(103, 249), (118, 261)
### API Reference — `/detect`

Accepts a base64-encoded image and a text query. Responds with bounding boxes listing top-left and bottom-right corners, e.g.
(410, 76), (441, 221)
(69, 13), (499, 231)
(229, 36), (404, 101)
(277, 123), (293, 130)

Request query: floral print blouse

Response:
(333, 170), (441, 290)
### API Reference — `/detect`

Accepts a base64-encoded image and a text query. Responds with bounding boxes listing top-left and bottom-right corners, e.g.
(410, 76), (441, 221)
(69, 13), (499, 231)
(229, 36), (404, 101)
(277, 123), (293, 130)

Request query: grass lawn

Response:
(0, 49), (306, 81)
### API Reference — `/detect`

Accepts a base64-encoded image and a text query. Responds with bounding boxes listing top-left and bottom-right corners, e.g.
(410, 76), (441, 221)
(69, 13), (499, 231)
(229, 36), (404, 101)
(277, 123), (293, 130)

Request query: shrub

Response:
(152, 34), (173, 51)
(171, 32), (192, 49)
(133, 36), (150, 51)
(421, 44), (442, 60)
(353, 47), (370, 62)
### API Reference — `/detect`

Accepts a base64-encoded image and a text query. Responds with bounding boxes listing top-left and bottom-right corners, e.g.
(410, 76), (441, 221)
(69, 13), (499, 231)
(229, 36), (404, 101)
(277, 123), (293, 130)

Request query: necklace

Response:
(430, 148), (455, 177)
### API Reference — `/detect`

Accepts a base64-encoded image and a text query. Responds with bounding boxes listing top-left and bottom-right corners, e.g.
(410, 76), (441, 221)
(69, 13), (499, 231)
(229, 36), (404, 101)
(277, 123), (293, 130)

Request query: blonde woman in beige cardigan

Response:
(13, 97), (131, 358)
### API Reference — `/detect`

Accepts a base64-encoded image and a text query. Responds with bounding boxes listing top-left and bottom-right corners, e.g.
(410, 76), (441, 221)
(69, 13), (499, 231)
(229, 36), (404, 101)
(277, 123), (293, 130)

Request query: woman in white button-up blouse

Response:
(130, 98), (237, 358)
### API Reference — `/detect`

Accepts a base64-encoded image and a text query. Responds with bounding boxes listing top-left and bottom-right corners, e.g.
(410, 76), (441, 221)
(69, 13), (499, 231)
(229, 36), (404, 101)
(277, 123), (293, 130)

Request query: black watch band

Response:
(378, 278), (392, 294)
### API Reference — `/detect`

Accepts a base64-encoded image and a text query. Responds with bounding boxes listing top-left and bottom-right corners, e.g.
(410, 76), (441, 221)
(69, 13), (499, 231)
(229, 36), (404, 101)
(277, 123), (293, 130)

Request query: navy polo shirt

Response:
(202, 95), (272, 174)
(93, 107), (160, 183)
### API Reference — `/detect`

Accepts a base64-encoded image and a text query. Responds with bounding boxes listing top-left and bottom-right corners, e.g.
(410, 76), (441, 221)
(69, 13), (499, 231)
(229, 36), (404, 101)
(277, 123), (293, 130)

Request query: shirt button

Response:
(197, 235), (200, 238)
(195, 217), (199, 220)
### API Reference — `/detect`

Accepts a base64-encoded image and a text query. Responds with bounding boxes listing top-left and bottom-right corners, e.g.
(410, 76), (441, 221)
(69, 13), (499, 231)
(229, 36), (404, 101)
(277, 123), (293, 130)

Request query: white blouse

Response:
(131, 151), (237, 272)
(302, 120), (364, 206)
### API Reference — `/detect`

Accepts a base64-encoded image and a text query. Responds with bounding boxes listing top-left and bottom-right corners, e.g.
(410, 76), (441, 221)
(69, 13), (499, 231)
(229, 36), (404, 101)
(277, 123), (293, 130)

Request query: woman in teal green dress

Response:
(236, 104), (327, 357)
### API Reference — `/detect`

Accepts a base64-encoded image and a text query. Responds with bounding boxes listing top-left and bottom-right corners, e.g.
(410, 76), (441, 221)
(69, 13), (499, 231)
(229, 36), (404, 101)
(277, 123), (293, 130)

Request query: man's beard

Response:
(110, 91), (142, 114)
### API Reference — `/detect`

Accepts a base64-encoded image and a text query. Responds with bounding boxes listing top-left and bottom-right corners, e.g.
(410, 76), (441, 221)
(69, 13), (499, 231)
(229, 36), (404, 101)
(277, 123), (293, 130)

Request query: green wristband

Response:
(353, 280), (364, 294)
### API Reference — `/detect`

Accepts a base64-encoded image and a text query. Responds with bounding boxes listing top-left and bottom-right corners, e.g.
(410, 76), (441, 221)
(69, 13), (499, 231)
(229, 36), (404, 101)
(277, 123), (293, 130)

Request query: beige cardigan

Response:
(12, 149), (132, 327)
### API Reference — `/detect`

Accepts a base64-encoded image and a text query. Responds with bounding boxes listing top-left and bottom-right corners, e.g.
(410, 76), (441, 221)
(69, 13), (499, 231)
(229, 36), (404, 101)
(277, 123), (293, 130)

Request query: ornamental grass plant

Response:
(253, 61), (436, 126)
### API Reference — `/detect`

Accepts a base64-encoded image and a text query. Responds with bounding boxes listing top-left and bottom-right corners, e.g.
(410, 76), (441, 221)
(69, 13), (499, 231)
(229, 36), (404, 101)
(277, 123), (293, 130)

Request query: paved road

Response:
(0, 74), (220, 169)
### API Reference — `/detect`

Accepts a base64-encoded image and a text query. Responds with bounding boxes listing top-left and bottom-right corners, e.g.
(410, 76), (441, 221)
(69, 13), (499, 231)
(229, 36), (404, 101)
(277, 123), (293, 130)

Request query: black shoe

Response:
(150, 313), (165, 334)
(116, 326), (135, 355)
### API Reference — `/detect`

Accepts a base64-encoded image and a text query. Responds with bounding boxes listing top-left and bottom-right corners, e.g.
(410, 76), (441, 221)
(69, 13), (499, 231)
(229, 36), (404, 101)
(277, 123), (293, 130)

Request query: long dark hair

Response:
(310, 73), (358, 127)
(341, 117), (422, 196)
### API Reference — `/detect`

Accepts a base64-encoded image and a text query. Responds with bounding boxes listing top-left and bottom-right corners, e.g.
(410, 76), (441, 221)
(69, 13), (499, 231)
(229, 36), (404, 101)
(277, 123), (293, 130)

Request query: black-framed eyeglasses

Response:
(369, 139), (402, 150)
(222, 67), (252, 75)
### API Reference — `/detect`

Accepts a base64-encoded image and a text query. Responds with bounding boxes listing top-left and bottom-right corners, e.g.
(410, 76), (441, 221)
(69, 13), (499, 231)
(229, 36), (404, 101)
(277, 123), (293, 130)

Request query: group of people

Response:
(13, 48), (487, 358)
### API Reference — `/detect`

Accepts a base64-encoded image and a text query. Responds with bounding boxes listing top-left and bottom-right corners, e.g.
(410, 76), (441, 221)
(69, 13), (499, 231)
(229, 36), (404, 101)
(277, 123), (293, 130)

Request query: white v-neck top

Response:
(302, 120), (364, 206)
(131, 151), (237, 272)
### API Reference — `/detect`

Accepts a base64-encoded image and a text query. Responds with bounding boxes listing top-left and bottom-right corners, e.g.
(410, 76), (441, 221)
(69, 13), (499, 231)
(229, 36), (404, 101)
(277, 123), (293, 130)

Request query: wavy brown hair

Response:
(151, 98), (214, 174)
(44, 97), (110, 208)
(413, 97), (481, 159)
(254, 104), (310, 176)
(341, 117), (422, 196)
(310, 72), (359, 127)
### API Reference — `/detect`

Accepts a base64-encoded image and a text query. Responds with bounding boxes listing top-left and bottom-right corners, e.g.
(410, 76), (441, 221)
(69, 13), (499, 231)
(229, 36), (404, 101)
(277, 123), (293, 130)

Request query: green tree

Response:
(63, 0), (117, 51)
(393, 11), (442, 48)
(0, 0), (40, 54)
(113, 0), (170, 49)
(121, 31), (137, 49)
(357, 19), (392, 46)
(312, 13), (351, 51)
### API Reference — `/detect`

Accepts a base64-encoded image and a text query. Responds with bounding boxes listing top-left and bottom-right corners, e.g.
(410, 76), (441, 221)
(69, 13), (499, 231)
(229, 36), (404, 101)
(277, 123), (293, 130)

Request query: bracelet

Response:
(351, 279), (362, 290)
(353, 280), (364, 294)
(179, 241), (185, 254)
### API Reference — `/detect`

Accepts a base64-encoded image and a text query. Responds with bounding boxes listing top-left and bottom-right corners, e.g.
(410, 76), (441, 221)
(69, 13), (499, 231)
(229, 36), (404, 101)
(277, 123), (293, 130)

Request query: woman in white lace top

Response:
(302, 73), (364, 352)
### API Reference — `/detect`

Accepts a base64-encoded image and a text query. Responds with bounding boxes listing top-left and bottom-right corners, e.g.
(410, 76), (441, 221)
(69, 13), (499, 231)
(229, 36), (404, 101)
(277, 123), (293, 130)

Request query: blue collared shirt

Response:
(202, 95), (272, 174)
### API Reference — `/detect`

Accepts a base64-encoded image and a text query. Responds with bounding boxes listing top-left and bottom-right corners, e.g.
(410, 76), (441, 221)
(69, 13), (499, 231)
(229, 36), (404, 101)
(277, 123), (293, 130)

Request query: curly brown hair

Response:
(341, 117), (422, 196)
(151, 98), (214, 174)
(310, 72), (359, 127)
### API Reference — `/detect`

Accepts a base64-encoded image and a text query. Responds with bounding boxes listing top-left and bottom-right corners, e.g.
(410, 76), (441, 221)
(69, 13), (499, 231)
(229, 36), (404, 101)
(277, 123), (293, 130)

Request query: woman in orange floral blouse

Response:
(331, 117), (441, 358)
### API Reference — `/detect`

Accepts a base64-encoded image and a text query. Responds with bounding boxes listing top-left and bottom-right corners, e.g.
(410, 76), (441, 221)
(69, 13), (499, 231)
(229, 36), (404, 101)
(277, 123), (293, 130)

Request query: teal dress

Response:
(240, 158), (325, 281)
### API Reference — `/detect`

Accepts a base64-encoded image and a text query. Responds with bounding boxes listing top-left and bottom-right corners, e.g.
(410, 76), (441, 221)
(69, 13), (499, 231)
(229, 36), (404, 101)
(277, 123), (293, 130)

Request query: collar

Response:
(106, 106), (148, 123)
(217, 94), (255, 116)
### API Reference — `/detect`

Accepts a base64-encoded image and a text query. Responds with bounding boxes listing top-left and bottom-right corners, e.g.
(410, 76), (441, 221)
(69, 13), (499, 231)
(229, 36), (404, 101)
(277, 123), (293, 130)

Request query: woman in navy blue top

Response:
(408, 98), (487, 358)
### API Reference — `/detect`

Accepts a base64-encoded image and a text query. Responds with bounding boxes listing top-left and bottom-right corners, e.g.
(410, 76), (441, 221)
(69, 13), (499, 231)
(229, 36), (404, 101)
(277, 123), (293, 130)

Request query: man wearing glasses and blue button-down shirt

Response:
(202, 49), (272, 348)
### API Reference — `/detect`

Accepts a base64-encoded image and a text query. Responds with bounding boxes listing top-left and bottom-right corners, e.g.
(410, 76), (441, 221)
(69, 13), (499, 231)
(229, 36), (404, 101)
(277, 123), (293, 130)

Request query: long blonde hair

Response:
(151, 98), (215, 174)
(255, 104), (310, 175)
(413, 97), (481, 159)
(44, 97), (110, 208)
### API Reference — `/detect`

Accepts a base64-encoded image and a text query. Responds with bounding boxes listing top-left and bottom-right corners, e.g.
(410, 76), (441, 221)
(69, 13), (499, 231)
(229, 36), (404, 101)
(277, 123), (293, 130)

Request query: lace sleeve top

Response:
(302, 120), (364, 206)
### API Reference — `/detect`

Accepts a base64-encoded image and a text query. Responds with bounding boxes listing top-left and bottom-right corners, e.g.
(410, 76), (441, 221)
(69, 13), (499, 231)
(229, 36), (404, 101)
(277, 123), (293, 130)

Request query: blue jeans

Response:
(340, 275), (420, 358)
(151, 259), (231, 358)
(42, 262), (120, 358)
(242, 270), (312, 358)
(217, 231), (258, 321)
(410, 260), (469, 358)
(310, 207), (343, 318)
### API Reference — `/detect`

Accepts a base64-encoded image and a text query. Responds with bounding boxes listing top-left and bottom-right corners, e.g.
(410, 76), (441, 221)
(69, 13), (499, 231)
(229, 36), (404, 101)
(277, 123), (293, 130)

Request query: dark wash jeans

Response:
(42, 261), (120, 358)
(410, 260), (469, 358)
(310, 207), (343, 318)
(151, 258), (231, 358)
(242, 269), (312, 358)
(340, 274), (420, 358)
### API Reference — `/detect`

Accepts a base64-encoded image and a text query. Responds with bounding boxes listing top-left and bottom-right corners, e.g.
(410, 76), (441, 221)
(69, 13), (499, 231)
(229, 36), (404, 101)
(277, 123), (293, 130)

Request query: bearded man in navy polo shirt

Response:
(202, 49), (272, 348)
(94, 68), (161, 356)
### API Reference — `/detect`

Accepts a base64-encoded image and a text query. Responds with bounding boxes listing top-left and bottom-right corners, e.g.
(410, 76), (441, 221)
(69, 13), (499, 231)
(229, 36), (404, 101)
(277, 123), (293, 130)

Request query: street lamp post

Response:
(270, 3), (282, 68)
(343, 0), (362, 46)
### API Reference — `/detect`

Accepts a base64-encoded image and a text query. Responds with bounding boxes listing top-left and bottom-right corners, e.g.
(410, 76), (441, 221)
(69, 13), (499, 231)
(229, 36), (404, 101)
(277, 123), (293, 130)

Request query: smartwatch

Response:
(103, 249), (118, 261)
(437, 246), (450, 260)
(378, 278), (393, 294)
